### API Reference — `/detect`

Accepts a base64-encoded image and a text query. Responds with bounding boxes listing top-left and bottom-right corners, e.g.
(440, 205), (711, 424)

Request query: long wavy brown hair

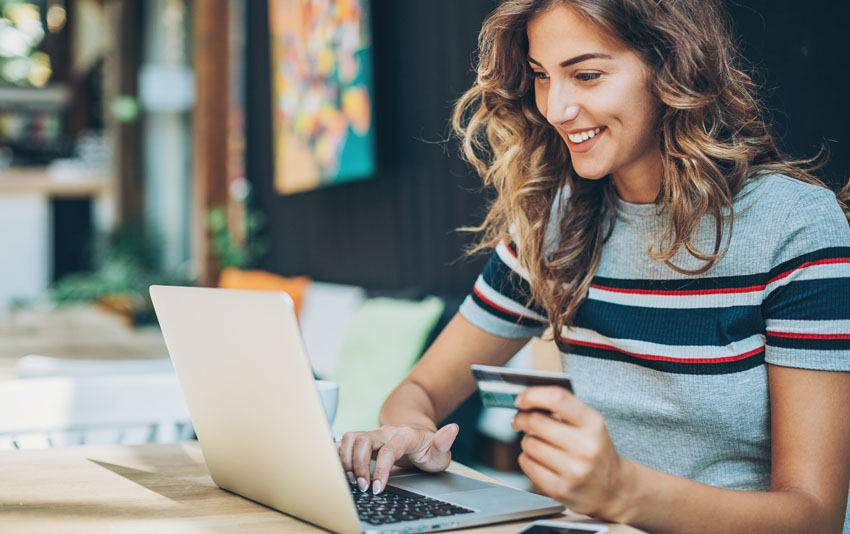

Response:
(452, 0), (850, 343)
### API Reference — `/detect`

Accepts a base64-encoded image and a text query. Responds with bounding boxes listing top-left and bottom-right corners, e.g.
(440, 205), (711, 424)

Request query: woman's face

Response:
(527, 4), (663, 202)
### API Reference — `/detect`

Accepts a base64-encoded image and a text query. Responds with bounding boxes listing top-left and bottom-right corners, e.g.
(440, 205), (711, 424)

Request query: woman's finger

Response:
(351, 433), (382, 491)
(338, 432), (358, 483)
(517, 449), (571, 503)
(370, 436), (410, 495)
(515, 385), (596, 427)
(512, 408), (597, 457)
(512, 407), (578, 439)
(519, 433), (586, 481)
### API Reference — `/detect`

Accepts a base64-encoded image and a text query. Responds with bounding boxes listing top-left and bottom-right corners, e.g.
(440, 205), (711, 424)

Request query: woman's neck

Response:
(611, 157), (663, 204)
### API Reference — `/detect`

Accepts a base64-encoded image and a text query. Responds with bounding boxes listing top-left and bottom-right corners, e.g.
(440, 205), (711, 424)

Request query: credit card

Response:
(470, 364), (573, 409)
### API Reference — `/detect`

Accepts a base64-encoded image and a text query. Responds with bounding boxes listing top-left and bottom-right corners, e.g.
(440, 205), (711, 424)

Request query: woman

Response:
(338, 1), (850, 532)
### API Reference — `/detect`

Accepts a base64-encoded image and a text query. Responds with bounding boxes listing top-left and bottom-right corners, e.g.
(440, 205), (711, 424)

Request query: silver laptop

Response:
(149, 285), (565, 534)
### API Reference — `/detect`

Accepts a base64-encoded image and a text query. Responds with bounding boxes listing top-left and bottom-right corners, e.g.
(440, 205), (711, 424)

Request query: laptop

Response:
(149, 285), (565, 534)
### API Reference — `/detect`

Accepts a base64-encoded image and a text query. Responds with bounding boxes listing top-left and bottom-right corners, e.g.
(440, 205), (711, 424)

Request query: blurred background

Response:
(0, 0), (847, 474)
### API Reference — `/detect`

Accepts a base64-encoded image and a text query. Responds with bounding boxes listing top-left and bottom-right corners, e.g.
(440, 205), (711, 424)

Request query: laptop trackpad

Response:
(389, 472), (491, 494)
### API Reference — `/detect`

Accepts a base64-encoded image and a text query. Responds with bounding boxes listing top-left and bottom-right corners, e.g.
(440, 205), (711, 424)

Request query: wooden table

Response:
(0, 442), (646, 533)
(0, 304), (169, 381)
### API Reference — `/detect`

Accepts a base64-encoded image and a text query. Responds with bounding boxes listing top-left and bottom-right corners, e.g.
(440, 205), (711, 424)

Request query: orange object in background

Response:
(217, 267), (311, 316)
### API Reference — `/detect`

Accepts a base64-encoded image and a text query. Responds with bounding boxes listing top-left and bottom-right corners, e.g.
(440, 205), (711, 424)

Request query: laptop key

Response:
(353, 482), (473, 525)
(409, 510), (437, 519)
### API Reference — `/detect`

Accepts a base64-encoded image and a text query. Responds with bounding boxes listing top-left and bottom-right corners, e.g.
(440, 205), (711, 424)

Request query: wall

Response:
(245, 0), (850, 296)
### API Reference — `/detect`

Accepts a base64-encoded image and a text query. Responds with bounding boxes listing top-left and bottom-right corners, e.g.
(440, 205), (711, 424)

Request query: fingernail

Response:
(372, 479), (382, 494)
(346, 471), (355, 484)
(357, 477), (368, 492)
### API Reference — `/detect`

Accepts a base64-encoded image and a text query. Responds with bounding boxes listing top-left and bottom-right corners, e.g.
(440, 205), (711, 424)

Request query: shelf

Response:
(0, 166), (108, 197)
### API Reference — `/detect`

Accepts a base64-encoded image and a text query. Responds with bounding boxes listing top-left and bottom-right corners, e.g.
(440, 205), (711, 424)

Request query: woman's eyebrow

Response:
(527, 52), (614, 68)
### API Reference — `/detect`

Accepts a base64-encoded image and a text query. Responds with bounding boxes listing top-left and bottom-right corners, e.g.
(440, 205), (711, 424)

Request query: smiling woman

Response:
(336, 2), (850, 533)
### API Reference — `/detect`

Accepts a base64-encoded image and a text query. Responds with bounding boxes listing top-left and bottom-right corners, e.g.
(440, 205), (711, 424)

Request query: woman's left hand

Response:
(511, 386), (632, 520)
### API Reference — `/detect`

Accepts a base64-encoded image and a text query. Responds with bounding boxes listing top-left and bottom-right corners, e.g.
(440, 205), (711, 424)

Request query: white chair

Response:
(0, 373), (193, 450)
(298, 281), (366, 379)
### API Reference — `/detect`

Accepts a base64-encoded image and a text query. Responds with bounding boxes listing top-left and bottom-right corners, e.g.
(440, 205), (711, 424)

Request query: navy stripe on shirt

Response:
(574, 301), (764, 346)
(470, 290), (545, 328)
(762, 278), (850, 321)
(481, 246), (546, 317)
(766, 334), (850, 351)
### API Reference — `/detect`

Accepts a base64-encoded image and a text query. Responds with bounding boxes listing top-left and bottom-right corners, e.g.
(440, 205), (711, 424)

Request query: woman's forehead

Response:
(527, 5), (628, 64)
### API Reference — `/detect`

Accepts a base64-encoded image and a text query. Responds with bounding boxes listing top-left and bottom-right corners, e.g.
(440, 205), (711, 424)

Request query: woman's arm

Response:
(380, 313), (530, 427)
(512, 365), (850, 533)
(339, 313), (529, 493)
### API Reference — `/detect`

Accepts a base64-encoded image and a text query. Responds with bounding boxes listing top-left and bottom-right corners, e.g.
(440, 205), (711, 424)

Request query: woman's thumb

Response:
(432, 423), (459, 453)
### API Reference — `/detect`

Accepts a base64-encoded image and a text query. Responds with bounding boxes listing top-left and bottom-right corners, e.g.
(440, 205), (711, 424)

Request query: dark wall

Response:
(726, 1), (850, 190)
(245, 0), (850, 296)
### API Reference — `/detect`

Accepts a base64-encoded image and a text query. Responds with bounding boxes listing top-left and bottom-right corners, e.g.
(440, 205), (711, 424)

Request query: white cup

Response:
(316, 380), (339, 425)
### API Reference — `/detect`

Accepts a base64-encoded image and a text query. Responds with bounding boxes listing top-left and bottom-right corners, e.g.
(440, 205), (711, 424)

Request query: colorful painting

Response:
(269, 0), (375, 195)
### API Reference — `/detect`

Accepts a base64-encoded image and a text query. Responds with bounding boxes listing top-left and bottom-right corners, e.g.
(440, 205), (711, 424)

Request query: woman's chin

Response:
(572, 167), (609, 181)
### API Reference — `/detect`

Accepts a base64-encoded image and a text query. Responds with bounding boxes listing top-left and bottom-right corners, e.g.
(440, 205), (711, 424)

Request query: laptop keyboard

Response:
(350, 480), (475, 525)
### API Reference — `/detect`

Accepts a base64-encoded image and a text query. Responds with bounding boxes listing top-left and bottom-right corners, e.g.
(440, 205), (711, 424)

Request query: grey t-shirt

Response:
(460, 174), (850, 529)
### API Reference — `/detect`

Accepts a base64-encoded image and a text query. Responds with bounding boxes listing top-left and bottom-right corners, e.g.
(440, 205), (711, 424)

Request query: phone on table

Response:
(514, 519), (610, 534)
(470, 364), (573, 409)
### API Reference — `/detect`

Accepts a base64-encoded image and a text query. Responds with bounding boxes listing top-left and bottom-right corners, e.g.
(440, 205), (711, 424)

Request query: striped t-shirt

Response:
(460, 174), (850, 503)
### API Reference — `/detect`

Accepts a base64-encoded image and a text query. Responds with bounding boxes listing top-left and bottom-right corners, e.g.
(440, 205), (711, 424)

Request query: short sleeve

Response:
(459, 240), (549, 339)
(762, 186), (850, 370)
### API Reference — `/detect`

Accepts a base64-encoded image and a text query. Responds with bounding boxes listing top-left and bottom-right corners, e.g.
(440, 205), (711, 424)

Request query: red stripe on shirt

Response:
(560, 338), (765, 364)
(473, 285), (522, 319)
(589, 284), (765, 296)
(768, 331), (850, 340)
(768, 258), (850, 284)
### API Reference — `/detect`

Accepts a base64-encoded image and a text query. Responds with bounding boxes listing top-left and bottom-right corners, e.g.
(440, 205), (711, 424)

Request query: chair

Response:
(0, 372), (193, 450)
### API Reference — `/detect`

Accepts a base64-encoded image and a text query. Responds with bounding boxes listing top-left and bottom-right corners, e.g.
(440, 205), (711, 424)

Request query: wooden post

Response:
(192, 0), (230, 287)
(103, 0), (143, 229)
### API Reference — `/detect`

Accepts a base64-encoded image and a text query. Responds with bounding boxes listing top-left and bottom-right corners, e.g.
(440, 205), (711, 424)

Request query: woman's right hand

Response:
(338, 423), (460, 496)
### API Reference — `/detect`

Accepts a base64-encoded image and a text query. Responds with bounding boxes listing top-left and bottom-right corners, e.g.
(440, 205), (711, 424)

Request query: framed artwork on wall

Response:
(268, 0), (375, 195)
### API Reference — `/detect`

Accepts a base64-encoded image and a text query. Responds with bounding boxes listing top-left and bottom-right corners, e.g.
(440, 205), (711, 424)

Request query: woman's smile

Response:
(564, 126), (606, 153)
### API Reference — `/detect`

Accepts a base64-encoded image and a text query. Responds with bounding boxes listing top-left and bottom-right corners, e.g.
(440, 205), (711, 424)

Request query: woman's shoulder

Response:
(737, 174), (843, 222)
(739, 173), (837, 206)
(738, 174), (849, 263)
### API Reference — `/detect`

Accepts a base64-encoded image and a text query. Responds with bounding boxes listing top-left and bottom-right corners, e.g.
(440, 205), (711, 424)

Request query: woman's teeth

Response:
(567, 127), (603, 144)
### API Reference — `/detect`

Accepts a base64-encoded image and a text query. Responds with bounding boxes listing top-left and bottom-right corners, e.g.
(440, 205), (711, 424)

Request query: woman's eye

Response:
(576, 72), (601, 82)
(531, 71), (548, 80)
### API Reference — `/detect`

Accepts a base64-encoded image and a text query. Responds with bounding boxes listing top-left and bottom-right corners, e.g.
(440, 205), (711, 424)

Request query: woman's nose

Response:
(547, 103), (580, 126)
